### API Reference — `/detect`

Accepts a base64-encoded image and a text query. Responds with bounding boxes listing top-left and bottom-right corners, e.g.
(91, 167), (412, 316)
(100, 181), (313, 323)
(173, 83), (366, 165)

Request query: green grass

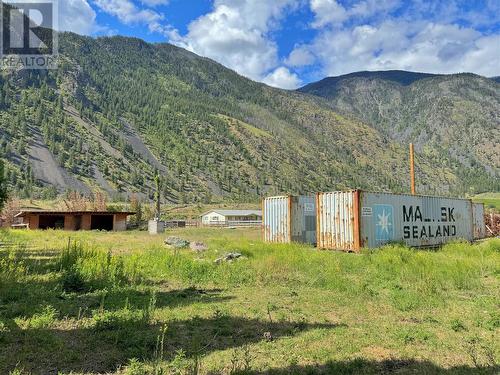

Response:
(473, 193), (500, 211)
(0, 228), (499, 374)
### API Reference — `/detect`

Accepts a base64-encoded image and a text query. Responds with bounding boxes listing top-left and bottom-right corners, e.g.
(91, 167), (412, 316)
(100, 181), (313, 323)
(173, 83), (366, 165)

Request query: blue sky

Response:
(51, 0), (500, 88)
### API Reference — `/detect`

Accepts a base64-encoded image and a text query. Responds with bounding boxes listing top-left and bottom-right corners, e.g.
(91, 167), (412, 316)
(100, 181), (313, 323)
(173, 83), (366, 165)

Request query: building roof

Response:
(201, 209), (262, 217)
(15, 210), (136, 218)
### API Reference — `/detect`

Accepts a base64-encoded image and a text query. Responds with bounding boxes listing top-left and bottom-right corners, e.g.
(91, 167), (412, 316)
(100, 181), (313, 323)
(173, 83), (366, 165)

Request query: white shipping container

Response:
(263, 195), (316, 244)
(317, 190), (480, 251)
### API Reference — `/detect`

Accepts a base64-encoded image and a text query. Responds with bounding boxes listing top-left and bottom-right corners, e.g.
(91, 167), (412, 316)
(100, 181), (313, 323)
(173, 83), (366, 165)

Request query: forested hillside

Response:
(300, 71), (500, 194)
(0, 28), (497, 202)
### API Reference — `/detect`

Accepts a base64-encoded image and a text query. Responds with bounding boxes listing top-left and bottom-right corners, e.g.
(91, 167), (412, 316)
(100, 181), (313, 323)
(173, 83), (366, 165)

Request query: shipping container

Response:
(263, 195), (316, 244)
(317, 190), (479, 251)
(472, 203), (486, 239)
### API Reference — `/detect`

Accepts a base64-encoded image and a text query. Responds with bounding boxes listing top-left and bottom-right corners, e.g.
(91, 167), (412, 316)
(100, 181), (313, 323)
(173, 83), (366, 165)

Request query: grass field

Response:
(473, 193), (500, 212)
(0, 228), (499, 374)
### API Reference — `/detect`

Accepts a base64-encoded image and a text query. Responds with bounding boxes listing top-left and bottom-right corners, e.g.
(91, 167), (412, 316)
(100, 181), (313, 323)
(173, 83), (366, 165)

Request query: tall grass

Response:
(2, 229), (498, 310)
(58, 240), (133, 292)
(133, 238), (499, 312)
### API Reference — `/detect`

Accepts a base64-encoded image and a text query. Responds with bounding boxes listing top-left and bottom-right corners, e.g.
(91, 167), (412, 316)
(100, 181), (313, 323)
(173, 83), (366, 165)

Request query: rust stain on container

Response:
(317, 190), (479, 251)
(317, 191), (357, 251)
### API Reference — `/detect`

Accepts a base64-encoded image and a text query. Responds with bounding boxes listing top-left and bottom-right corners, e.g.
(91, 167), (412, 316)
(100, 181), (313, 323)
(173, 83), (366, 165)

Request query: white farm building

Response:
(201, 209), (262, 227)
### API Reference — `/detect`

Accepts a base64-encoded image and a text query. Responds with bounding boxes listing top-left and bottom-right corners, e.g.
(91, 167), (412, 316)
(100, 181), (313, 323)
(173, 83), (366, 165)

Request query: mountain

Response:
(300, 71), (500, 194)
(491, 77), (500, 83)
(0, 10), (497, 202)
(300, 70), (441, 93)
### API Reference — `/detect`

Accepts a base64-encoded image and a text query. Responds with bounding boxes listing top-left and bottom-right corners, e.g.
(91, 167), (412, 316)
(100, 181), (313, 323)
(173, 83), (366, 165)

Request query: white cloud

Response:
(263, 67), (302, 89)
(285, 45), (315, 67)
(94, 0), (161, 24)
(310, 0), (400, 28)
(288, 0), (500, 78)
(302, 20), (500, 77)
(93, 0), (170, 35)
(59, 0), (97, 34)
(310, 0), (347, 28)
(169, 0), (301, 88)
(140, 0), (169, 6)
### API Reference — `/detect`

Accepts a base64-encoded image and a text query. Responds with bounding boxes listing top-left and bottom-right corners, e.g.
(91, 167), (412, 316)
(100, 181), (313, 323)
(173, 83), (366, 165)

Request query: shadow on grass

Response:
(228, 359), (499, 375)
(63, 286), (233, 311)
(1, 315), (340, 374)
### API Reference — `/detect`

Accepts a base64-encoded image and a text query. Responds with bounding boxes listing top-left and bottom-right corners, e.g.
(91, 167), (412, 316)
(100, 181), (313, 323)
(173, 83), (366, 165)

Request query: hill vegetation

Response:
(0, 6), (498, 202)
(299, 71), (500, 195)
(1, 33), (472, 203)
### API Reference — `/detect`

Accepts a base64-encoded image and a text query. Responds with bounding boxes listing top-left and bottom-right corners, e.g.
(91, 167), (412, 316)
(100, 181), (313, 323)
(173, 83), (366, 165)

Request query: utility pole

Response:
(154, 174), (161, 220)
(149, 173), (165, 235)
(410, 143), (416, 195)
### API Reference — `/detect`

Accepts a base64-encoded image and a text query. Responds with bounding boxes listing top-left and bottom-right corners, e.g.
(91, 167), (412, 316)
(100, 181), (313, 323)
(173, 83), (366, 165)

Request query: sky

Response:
(32, 0), (500, 89)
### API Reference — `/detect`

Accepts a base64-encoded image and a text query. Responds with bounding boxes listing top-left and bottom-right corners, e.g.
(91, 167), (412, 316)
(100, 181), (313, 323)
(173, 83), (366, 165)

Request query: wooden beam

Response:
(410, 143), (416, 195)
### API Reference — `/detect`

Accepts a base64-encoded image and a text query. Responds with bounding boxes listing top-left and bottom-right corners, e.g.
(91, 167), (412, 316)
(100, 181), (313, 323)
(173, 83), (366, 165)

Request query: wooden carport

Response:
(14, 210), (135, 231)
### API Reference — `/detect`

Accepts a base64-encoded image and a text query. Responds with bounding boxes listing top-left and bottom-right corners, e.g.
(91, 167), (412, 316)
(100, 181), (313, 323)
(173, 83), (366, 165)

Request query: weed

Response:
(0, 229), (498, 374)
(450, 319), (467, 332)
(91, 308), (144, 331)
(463, 335), (498, 368)
(153, 325), (168, 365)
(58, 241), (131, 292)
(15, 305), (57, 330)
(124, 358), (147, 375)
(9, 367), (29, 375)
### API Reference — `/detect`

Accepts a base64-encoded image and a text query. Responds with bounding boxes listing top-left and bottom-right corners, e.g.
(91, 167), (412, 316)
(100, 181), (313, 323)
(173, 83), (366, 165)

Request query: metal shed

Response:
(263, 195), (316, 244)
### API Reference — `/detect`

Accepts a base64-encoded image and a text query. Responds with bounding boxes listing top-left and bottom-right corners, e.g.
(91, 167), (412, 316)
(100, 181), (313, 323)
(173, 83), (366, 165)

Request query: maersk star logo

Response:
(374, 205), (394, 242)
(378, 209), (391, 233)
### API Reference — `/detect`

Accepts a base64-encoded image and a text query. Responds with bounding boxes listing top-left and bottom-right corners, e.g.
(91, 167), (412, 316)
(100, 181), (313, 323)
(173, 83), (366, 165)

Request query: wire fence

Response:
(201, 220), (262, 228)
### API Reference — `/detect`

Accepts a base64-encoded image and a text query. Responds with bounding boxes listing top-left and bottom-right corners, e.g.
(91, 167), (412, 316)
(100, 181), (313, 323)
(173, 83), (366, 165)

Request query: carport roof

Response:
(15, 210), (135, 218)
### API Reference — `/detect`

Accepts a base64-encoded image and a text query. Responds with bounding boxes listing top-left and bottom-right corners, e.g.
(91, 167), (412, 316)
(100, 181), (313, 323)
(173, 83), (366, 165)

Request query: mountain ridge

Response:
(0, 25), (498, 202)
(299, 71), (500, 194)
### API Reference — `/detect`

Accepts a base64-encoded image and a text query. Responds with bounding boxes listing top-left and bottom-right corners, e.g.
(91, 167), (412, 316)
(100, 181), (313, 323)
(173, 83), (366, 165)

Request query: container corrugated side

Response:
(472, 203), (486, 239)
(359, 192), (473, 248)
(290, 196), (317, 244)
(316, 191), (359, 251)
(263, 196), (290, 243)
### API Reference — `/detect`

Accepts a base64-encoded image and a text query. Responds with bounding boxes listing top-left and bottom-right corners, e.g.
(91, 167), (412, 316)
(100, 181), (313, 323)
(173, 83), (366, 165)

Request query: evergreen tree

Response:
(0, 159), (7, 209)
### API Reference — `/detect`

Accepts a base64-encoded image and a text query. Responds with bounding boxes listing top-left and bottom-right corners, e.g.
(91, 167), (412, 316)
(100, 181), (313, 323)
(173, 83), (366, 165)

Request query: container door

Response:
(472, 203), (486, 239)
(263, 196), (290, 243)
(290, 196), (316, 245)
(317, 191), (357, 251)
